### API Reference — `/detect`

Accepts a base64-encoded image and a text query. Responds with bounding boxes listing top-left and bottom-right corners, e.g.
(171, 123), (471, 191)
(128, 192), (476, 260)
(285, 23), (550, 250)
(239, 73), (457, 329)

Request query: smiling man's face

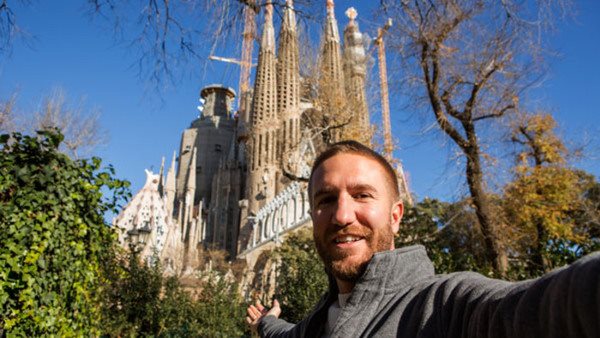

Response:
(310, 152), (403, 285)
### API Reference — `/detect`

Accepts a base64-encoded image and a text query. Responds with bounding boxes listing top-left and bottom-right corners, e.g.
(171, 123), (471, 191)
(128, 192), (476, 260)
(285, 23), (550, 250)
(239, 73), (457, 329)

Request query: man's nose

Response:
(332, 195), (355, 227)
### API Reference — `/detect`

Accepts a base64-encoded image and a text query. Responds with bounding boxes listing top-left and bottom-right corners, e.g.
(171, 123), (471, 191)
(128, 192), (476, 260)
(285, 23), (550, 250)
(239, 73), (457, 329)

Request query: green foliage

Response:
(194, 269), (247, 337)
(100, 248), (163, 336)
(101, 248), (247, 337)
(273, 228), (328, 324)
(0, 130), (130, 335)
(397, 198), (495, 276)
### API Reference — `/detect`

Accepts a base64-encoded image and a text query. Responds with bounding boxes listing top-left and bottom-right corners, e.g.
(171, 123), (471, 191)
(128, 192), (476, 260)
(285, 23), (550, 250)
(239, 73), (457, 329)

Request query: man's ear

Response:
(390, 200), (404, 234)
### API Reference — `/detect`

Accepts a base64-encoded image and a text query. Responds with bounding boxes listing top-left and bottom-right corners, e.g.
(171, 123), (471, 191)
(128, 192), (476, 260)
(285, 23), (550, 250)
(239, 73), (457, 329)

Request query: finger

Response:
(249, 304), (260, 313)
(250, 306), (262, 319)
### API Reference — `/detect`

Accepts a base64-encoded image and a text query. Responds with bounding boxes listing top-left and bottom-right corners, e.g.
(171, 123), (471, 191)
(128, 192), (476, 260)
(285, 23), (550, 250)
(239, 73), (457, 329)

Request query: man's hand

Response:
(246, 299), (281, 333)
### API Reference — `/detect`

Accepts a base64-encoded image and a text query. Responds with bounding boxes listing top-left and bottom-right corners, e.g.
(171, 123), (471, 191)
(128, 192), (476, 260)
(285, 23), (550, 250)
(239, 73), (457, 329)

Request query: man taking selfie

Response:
(247, 140), (600, 338)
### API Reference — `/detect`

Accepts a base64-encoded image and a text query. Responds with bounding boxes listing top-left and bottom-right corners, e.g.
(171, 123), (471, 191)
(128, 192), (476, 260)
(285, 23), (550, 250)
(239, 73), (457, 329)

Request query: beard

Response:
(314, 222), (395, 283)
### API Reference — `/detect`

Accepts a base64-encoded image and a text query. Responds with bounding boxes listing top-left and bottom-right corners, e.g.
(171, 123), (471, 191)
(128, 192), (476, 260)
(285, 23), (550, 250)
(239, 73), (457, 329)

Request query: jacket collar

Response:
(327, 245), (435, 337)
(306, 245), (435, 336)
(354, 244), (435, 294)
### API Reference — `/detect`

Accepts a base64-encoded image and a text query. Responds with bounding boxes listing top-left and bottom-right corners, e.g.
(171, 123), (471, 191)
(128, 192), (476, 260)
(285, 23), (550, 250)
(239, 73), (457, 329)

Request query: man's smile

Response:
(332, 234), (367, 249)
(334, 235), (363, 244)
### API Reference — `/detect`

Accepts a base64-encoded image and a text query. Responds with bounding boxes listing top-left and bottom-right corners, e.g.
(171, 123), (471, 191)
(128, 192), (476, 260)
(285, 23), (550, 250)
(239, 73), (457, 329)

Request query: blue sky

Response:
(1, 1), (598, 202)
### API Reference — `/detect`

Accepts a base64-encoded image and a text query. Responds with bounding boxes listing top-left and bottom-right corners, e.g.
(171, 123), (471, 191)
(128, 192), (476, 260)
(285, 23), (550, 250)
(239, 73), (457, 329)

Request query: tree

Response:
(0, 93), (17, 133)
(504, 112), (599, 274)
(0, 89), (106, 158)
(379, 0), (570, 275)
(194, 267), (248, 337)
(32, 89), (106, 158)
(273, 228), (328, 323)
(0, 129), (129, 336)
(100, 247), (247, 336)
(100, 247), (164, 336)
(397, 198), (495, 276)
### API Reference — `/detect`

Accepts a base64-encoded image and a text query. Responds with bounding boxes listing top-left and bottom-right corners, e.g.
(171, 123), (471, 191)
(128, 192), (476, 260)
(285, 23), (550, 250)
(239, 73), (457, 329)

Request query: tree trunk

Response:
(531, 220), (550, 273)
(464, 141), (508, 276)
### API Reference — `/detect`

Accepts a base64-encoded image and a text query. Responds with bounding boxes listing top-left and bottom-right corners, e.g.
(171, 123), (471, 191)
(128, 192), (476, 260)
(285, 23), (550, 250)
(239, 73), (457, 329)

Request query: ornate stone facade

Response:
(113, 1), (407, 277)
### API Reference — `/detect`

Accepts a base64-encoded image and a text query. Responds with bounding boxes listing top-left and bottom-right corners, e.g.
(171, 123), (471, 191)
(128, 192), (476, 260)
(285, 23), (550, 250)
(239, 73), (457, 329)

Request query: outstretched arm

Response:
(440, 252), (600, 338)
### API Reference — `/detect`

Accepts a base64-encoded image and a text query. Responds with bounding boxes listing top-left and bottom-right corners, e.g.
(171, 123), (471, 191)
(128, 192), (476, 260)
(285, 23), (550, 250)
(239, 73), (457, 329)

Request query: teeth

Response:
(335, 236), (360, 243)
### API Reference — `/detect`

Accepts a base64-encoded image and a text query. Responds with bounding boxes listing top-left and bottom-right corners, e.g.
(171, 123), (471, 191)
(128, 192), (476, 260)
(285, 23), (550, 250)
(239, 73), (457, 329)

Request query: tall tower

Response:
(247, 0), (279, 215)
(343, 7), (370, 144)
(320, 0), (347, 142)
(175, 85), (236, 208)
(277, 0), (301, 185)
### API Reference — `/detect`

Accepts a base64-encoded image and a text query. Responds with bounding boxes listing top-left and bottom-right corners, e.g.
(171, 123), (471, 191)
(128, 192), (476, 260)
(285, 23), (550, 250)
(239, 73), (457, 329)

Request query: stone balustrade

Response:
(241, 182), (311, 253)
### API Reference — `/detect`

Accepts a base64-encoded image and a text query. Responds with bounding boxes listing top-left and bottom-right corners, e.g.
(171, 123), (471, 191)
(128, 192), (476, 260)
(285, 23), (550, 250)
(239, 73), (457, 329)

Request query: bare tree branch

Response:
(33, 88), (107, 158)
(0, 92), (17, 133)
(86, 0), (321, 89)
(0, 0), (33, 56)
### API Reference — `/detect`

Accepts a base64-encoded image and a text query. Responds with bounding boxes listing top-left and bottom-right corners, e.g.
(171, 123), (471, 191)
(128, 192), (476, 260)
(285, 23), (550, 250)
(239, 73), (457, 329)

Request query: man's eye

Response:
(317, 196), (335, 206)
(354, 193), (371, 199)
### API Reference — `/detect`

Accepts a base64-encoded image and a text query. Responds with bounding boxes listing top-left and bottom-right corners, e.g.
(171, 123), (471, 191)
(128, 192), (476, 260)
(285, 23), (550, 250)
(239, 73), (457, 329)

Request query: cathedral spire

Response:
(157, 156), (166, 196)
(277, 0), (301, 156)
(183, 147), (197, 229)
(165, 151), (177, 217)
(283, 0), (297, 32)
(247, 0), (279, 215)
(251, 0), (277, 126)
(326, 0), (334, 16)
(320, 0), (346, 142)
(186, 147), (197, 200)
(323, 0), (341, 48)
(343, 7), (370, 143)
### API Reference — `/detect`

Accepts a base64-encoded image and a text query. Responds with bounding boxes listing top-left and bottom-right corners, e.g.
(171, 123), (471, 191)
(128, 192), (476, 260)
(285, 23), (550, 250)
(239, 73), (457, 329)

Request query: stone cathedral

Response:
(114, 0), (408, 278)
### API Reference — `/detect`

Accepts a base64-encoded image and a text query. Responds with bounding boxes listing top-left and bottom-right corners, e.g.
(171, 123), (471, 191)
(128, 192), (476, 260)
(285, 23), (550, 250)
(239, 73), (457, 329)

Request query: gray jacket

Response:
(259, 245), (600, 337)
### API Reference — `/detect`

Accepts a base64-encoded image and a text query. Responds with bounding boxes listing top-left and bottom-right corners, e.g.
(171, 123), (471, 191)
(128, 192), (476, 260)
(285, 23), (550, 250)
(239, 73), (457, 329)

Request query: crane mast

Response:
(238, 3), (257, 111)
(209, 1), (257, 113)
(374, 19), (393, 161)
(374, 19), (413, 205)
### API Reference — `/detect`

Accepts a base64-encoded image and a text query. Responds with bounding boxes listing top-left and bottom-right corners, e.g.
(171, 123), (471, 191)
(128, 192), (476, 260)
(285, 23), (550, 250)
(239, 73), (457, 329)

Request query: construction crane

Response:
(209, 1), (257, 112)
(238, 2), (257, 112)
(373, 18), (393, 161)
(208, 55), (255, 67)
(373, 18), (413, 206)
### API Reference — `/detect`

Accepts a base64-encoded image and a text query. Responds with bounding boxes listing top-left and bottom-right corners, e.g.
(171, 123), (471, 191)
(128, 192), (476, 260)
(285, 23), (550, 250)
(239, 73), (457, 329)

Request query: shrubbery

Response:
(0, 130), (248, 336)
(273, 228), (328, 323)
(0, 130), (129, 335)
(101, 248), (248, 337)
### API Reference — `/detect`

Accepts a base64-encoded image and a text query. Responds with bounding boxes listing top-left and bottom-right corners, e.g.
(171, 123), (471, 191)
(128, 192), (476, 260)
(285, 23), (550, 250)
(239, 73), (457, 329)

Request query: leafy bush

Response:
(101, 248), (247, 337)
(0, 130), (129, 335)
(273, 228), (328, 323)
